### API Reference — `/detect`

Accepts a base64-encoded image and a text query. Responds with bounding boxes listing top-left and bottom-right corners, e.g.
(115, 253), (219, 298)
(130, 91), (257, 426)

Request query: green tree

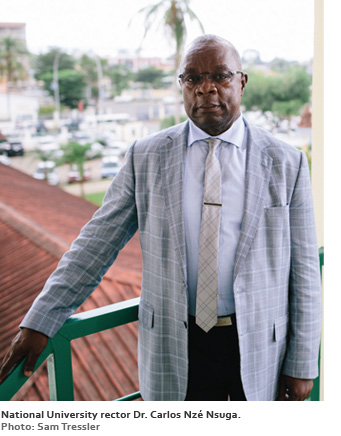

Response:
(58, 141), (92, 197)
(33, 48), (88, 111)
(269, 57), (298, 72)
(41, 69), (87, 110)
(0, 36), (29, 119)
(132, 0), (204, 122)
(33, 48), (76, 80)
(242, 66), (311, 122)
(105, 64), (133, 97)
(160, 114), (187, 129)
(136, 66), (168, 89)
(78, 53), (106, 111)
(241, 70), (274, 113)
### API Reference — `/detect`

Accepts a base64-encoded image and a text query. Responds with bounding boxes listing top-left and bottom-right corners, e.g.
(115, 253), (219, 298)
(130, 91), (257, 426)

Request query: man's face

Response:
(179, 42), (248, 136)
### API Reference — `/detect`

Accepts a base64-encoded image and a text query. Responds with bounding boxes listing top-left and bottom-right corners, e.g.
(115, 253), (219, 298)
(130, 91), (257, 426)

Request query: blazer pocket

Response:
(263, 205), (290, 234)
(264, 204), (289, 218)
(138, 300), (154, 329)
(273, 314), (289, 342)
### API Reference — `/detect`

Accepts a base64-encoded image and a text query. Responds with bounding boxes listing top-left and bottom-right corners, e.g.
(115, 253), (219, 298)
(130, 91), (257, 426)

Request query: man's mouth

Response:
(196, 104), (221, 113)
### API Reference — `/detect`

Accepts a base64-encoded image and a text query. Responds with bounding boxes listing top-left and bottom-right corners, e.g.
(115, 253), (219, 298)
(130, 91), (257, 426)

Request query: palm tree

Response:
(59, 141), (92, 198)
(133, 0), (204, 123)
(0, 36), (29, 120)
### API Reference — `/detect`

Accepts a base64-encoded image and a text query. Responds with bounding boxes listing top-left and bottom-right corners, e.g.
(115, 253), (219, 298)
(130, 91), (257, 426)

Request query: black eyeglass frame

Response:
(178, 70), (245, 85)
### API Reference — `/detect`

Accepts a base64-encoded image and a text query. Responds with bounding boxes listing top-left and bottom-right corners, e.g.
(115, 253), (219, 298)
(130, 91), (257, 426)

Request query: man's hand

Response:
(277, 374), (313, 401)
(0, 328), (48, 384)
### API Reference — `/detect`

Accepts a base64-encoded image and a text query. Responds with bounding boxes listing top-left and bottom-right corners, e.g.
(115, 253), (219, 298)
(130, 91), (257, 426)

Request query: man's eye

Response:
(186, 75), (201, 83)
(213, 73), (231, 81)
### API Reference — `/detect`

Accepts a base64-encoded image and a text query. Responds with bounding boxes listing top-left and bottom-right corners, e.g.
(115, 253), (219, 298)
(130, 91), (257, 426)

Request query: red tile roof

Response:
(0, 164), (143, 400)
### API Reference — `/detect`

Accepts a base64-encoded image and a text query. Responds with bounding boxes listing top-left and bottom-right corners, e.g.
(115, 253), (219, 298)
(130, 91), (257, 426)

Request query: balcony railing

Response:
(0, 247), (324, 401)
(0, 298), (141, 401)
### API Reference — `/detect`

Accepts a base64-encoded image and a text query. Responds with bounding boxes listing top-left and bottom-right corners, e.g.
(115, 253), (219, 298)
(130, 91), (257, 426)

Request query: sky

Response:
(1, 0), (315, 63)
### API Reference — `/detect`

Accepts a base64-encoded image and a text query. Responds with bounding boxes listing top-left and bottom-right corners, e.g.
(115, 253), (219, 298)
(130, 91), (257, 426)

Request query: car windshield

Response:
(36, 167), (54, 174)
(103, 162), (118, 168)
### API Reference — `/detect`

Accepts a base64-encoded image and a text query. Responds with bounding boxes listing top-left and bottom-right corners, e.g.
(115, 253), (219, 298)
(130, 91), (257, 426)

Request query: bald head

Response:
(178, 34), (247, 136)
(180, 34), (242, 72)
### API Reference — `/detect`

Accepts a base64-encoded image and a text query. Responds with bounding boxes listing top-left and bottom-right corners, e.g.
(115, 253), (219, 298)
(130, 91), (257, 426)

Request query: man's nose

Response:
(196, 76), (217, 95)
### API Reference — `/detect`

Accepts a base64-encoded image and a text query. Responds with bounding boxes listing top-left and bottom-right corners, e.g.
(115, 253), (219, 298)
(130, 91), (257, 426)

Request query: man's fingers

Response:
(23, 350), (42, 377)
(0, 329), (48, 384)
(277, 374), (313, 401)
(0, 347), (25, 383)
(276, 377), (288, 401)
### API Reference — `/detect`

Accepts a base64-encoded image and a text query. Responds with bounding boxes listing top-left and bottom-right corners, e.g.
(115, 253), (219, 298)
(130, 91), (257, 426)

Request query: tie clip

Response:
(203, 202), (222, 207)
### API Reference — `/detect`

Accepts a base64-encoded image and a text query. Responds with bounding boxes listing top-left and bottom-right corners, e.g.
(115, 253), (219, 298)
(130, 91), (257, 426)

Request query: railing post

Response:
(307, 247), (324, 401)
(47, 334), (74, 401)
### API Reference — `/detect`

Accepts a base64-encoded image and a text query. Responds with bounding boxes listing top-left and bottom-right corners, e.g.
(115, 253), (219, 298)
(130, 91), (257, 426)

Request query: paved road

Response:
(62, 179), (112, 196)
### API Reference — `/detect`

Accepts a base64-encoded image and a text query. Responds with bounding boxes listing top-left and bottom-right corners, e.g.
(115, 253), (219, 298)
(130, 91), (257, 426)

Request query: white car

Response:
(102, 140), (128, 157)
(37, 136), (63, 158)
(101, 157), (121, 179)
(72, 131), (95, 145)
(33, 161), (60, 186)
(67, 164), (91, 183)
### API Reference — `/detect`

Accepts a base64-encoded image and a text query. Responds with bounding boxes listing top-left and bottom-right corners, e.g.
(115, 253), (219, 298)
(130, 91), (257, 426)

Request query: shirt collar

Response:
(187, 114), (246, 149)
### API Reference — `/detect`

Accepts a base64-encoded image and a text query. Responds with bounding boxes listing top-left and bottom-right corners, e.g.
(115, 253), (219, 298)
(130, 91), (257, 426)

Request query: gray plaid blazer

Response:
(21, 119), (322, 401)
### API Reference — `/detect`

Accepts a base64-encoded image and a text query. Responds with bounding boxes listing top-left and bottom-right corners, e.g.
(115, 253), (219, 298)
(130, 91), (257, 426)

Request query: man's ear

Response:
(241, 73), (248, 96)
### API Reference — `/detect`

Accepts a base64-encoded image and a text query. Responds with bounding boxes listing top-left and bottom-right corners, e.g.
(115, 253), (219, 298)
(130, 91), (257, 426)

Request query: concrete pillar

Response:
(311, 0), (324, 400)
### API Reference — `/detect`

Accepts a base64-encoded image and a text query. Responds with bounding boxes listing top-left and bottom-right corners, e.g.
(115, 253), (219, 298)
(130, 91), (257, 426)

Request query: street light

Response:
(92, 52), (103, 115)
(53, 51), (62, 128)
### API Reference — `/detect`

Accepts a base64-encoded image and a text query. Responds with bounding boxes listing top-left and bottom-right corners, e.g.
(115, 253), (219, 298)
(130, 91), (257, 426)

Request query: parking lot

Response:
(8, 153), (114, 197)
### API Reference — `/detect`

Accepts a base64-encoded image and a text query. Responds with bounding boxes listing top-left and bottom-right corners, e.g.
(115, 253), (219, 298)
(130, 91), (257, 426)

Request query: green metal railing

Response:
(0, 247), (324, 401)
(307, 246), (324, 401)
(0, 297), (141, 401)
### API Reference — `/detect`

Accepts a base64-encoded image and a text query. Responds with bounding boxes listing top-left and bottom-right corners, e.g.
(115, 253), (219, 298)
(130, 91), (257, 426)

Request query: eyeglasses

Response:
(178, 71), (244, 86)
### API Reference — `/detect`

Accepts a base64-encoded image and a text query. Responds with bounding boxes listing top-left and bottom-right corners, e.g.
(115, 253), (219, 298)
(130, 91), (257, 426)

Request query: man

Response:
(0, 35), (321, 401)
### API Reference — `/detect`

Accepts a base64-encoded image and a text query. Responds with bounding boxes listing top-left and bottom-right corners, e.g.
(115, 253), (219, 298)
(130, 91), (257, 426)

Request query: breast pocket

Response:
(262, 204), (290, 246)
(248, 204), (291, 279)
(264, 204), (289, 221)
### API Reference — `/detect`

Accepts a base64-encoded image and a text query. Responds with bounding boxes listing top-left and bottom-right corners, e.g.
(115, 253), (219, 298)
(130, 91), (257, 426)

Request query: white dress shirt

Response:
(183, 115), (247, 316)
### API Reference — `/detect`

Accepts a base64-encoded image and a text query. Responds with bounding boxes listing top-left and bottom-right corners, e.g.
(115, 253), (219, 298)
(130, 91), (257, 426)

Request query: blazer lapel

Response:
(159, 121), (273, 285)
(233, 125), (273, 280)
(160, 122), (188, 283)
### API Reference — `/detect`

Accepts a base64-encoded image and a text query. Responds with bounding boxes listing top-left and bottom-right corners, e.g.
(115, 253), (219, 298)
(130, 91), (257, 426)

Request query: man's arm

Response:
(19, 144), (138, 339)
(280, 151), (322, 397)
(0, 328), (48, 383)
(1, 144), (139, 383)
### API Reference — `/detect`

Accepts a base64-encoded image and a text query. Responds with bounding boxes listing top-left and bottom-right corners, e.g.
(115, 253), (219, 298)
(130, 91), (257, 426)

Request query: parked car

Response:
(70, 132), (103, 159)
(72, 131), (95, 145)
(37, 136), (63, 158)
(86, 141), (103, 159)
(33, 161), (60, 186)
(0, 140), (24, 156)
(64, 120), (80, 132)
(101, 156), (121, 179)
(102, 140), (128, 157)
(67, 164), (91, 183)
